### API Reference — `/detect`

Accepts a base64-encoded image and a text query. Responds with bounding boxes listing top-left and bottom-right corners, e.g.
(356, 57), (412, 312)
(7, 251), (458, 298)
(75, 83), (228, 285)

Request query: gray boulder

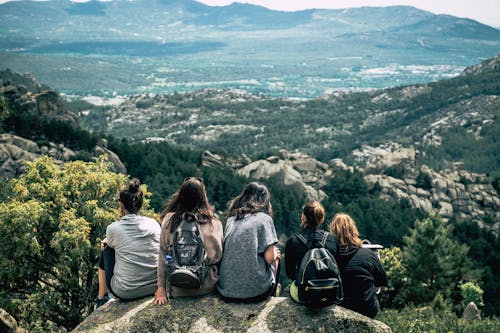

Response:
(73, 296), (392, 333)
(0, 308), (26, 333)
(462, 302), (481, 322)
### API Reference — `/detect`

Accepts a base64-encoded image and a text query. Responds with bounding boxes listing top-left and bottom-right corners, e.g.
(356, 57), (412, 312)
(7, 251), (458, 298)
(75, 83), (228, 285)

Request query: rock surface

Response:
(0, 134), (126, 177)
(0, 308), (26, 333)
(462, 302), (481, 322)
(73, 295), (392, 333)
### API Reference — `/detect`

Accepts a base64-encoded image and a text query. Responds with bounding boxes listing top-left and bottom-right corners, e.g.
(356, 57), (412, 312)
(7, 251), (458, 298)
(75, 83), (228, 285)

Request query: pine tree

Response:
(402, 213), (479, 306)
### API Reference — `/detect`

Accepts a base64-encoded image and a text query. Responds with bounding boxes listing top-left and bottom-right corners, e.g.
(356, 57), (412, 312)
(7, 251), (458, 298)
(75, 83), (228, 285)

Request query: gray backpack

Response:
(167, 212), (209, 289)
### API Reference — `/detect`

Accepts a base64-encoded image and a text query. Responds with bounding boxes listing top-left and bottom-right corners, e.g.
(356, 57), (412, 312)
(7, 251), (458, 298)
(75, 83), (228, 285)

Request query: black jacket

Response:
(336, 244), (388, 318)
(284, 228), (339, 281)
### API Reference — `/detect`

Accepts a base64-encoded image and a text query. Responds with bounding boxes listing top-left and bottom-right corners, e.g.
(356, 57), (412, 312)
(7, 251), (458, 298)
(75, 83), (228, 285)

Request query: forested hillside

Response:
(80, 55), (500, 178)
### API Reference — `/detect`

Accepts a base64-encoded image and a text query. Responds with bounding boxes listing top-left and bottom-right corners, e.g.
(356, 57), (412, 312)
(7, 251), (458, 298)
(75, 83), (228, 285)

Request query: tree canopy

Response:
(0, 156), (139, 332)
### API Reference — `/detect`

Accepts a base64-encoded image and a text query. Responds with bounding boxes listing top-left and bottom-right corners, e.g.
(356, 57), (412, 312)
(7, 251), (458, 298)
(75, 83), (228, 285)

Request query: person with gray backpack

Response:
(154, 177), (223, 305)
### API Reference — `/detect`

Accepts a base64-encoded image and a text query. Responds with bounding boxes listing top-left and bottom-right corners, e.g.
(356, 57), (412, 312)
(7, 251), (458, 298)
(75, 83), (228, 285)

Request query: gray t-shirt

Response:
(107, 214), (161, 299)
(217, 212), (278, 299)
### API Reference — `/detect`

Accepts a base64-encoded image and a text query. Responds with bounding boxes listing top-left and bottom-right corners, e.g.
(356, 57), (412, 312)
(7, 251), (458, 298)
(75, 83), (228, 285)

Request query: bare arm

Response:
(264, 244), (280, 265)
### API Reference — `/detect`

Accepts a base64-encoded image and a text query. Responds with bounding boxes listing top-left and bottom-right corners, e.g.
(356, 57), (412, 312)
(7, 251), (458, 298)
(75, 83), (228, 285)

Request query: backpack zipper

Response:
(305, 285), (338, 291)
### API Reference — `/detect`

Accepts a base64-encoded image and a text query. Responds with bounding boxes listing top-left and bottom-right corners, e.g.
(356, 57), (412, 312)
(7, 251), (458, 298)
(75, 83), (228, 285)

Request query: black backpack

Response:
(296, 231), (343, 308)
(166, 212), (209, 289)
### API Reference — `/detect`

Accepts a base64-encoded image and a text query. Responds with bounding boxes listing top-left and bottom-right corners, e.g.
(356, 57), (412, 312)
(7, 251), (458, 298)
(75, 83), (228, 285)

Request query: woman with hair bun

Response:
(329, 213), (387, 318)
(95, 178), (161, 308)
(284, 201), (339, 303)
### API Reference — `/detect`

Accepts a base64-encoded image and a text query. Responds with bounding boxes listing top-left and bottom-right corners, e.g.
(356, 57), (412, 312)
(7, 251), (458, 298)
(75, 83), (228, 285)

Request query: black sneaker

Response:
(95, 293), (112, 308)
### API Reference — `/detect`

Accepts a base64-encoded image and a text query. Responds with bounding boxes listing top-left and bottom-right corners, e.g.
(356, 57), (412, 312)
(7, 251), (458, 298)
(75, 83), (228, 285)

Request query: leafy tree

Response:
(0, 156), (139, 332)
(402, 214), (479, 307)
(453, 219), (499, 316)
(460, 282), (484, 307)
(379, 247), (409, 309)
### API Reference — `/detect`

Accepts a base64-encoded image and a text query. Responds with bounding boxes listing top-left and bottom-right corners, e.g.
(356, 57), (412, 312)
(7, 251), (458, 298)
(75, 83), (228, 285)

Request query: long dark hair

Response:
(119, 178), (143, 214)
(301, 201), (325, 229)
(227, 182), (273, 220)
(160, 177), (214, 233)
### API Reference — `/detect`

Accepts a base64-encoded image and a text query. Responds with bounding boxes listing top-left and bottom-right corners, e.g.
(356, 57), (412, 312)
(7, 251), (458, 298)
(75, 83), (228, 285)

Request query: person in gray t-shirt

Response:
(217, 182), (281, 302)
(96, 178), (161, 308)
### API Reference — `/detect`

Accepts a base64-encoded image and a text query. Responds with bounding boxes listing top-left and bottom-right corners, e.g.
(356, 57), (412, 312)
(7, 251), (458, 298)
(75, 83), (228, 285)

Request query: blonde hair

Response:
(301, 201), (325, 229)
(329, 213), (362, 247)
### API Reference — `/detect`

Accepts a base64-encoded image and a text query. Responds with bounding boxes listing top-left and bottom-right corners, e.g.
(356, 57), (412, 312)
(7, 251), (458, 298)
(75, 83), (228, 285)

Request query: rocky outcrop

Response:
(0, 134), (126, 178)
(204, 144), (499, 226)
(0, 308), (26, 333)
(350, 143), (499, 224)
(202, 150), (252, 170)
(205, 149), (331, 202)
(73, 295), (392, 333)
(93, 139), (127, 174)
(0, 76), (78, 125)
(351, 143), (416, 173)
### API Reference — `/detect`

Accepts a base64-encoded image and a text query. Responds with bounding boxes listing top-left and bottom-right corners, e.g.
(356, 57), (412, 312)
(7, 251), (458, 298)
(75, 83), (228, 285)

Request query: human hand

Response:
(154, 287), (168, 305)
(274, 246), (281, 261)
(100, 238), (107, 251)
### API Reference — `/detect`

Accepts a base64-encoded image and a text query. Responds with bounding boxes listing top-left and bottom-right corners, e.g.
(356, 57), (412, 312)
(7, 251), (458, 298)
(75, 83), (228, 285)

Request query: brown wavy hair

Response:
(301, 201), (325, 229)
(160, 177), (215, 233)
(227, 182), (273, 220)
(329, 213), (362, 247)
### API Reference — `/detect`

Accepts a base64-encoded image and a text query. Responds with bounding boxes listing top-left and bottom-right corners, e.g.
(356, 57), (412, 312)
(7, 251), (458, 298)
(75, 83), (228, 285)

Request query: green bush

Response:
(378, 307), (499, 333)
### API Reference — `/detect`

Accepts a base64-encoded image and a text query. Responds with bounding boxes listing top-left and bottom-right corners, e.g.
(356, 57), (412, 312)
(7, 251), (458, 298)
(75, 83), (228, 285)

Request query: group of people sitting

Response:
(96, 177), (387, 318)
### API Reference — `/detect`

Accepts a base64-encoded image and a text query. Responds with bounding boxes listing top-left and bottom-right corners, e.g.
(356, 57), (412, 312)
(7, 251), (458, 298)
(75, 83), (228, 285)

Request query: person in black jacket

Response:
(285, 201), (339, 303)
(329, 213), (388, 318)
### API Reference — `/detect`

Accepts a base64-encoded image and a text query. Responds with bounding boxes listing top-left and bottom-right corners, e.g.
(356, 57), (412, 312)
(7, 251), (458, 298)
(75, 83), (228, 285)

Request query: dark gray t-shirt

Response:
(217, 212), (278, 299)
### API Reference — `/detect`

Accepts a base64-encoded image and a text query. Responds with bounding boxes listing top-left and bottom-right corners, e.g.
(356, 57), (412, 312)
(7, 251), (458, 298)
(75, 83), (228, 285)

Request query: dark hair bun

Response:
(128, 178), (141, 193)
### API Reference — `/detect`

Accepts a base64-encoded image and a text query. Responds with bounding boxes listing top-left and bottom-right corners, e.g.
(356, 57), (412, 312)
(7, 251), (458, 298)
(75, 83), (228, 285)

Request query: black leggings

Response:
(98, 246), (116, 296)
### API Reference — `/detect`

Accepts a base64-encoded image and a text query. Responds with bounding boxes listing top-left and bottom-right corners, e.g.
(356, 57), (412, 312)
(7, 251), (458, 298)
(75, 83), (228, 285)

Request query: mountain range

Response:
(1, 0), (499, 97)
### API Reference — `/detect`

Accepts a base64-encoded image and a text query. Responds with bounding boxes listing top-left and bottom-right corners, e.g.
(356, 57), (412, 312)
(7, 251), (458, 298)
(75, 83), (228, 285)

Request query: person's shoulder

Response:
(140, 215), (161, 229)
(254, 212), (273, 223)
(140, 215), (159, 223)
(286, 233), (300, 245)
(325, 231), (339, 243)
(106, 220), (121, 232)
(160, 213), (174, 228)
(357, 247), (378, 260)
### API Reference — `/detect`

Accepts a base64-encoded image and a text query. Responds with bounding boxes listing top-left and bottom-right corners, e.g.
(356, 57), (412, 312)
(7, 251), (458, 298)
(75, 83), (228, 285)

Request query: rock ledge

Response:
(73, 295), (391, 333)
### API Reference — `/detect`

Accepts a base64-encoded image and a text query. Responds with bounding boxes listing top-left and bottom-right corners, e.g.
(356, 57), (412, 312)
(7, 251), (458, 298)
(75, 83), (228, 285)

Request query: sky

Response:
(0, 0), (499, 27)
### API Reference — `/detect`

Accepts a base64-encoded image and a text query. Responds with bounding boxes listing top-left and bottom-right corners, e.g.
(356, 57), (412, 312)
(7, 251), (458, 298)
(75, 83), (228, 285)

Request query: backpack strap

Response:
(296, 233), (308, 248)
(320, 231), (329, 248)
(296, 231), (329, 249)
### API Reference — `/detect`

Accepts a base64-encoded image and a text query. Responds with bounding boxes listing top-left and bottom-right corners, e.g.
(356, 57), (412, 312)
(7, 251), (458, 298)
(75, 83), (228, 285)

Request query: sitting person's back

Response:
(96, 178), (161, 307)
(217, 182), (281, 302)
(285, 201), (339, 304)
(329, 213), (387, 318)
(154, 177), (223, 305)
(106, 213), (160, 299)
